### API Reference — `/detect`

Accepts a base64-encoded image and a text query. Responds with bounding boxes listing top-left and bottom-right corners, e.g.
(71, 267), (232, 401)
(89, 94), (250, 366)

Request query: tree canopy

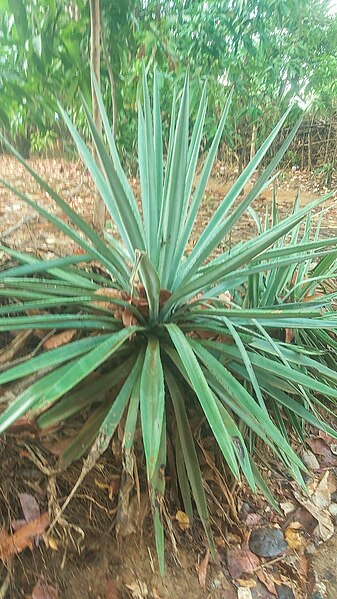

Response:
(0, 0), (336, 164)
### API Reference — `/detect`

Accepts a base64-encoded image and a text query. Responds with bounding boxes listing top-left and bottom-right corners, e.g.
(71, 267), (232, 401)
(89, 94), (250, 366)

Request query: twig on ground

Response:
(0, 215), (37, 241)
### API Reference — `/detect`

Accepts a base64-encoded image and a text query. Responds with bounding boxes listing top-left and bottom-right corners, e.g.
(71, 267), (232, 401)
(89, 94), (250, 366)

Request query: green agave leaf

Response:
(0, 136), (129, 280)
(38, 353), (137, 430)
(0, 252), (91, 280)
(0, 244), (96, 289)
(170, 89), (233, 283)
(0, 328), (139, 433)
(176, 109), (300, 287)
(138, 66), (158, 263)
(165, 366), (213, 550)
(140, 337), (165, 480)
(190, 340), (305, 471)
(163, 195), (332, 315)
(0, 314), (119, 332)
(0, 334), (112, 385)
(166, 324), (239, 478)
(174, 432), (193, 521)
(151, 412), (166, 576)
(123, 372), (141, 477)
(159, 74), (189, 287)
(138, 251), (160, 321)
(91, 72), (144, 236)
(0, 179), (130, 288)
(77, 98), (145, 256)
(59, 351), (145, 468)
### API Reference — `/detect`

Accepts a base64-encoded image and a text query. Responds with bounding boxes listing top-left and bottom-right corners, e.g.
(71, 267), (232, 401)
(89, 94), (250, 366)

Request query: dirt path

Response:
(1, 156), (336, 254)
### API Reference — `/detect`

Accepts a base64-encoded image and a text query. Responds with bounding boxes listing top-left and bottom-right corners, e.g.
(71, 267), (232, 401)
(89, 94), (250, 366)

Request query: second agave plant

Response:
(1, 68), (337, 571)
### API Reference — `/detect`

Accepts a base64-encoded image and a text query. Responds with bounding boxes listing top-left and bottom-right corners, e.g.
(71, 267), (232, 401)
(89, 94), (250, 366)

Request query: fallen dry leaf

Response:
(175, 510), (190, 531)
(307, 437), (337, 466)
(227, 548), (260, 579)
(0, 513), (49, 562)
(125, 581), (148, 599)
(293, 473), (334, 543)
(256, 569), (277, 595)
(236, 579), (257, 588)
(32, 579), (58, 599)
(198, 548), (210, 589)
(48, 537), (59, 551)
(43, 329), (76, 350)
(105, 579), (119, 599)
(280, 501), (296, 516)
(237, 589), (253, 599)
(18, 493), (40, 523)
(284, 526), (304, 550)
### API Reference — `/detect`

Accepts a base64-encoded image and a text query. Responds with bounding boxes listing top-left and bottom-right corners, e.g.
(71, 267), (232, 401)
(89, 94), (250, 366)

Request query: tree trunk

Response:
(89, 0), (105, 232)
(101, 16), (117, 138)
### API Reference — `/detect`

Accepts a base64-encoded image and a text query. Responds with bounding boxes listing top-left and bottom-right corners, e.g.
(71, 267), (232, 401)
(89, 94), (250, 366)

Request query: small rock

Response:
(302, 450), (320, 470)
(249, 527), (287, 558)
(277, 585), (295, 599)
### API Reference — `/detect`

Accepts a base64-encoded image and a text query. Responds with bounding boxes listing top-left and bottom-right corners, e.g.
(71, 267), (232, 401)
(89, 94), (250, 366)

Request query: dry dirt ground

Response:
(1, 156), (337, 599)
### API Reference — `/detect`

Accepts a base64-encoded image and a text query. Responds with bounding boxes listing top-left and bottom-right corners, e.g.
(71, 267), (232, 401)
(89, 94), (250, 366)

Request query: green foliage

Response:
(1, 0), (337, 168)
(1, 75), (337, 571)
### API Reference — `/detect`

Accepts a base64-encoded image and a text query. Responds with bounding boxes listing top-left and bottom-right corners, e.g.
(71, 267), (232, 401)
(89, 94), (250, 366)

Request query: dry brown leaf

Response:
(285, 328), (294, 343)
(256, 569), (277, 595)
(198, 548), (210, 589)
(18, 493), (40, 523)
(125, 581), (148, 599)
(293, 478), (334, 543)
(0, 513), (49, 562)
(122, 308), (138, 327)
(105, 579), (119, 599)
(237, 589), (253, 599)
(32, 579), (58, 599)
(43, 329), (76, 350)
(236, 578), (256, 588)
(47, 537), (59, 551)
(284, 526), (304, 550)
(307, 437), (337, 466)
(227, 548), (260, 579)
(175, 510), (190, 531)
(280, 501), (296, 516)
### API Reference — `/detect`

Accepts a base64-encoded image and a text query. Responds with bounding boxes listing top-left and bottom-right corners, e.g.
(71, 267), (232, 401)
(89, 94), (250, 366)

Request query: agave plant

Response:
(1, 69), (337, 571)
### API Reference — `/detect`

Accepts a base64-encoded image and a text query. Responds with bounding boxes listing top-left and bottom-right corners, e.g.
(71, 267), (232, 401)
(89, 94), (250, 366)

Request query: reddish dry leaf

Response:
(285, 329), (294, 343)
(105, 579), (119, 599)
(18, 493), (40, 522)
(297, 555), (309, 591)
(307, 438), (337, 466)
(198, 548), (210, 589)
(245, 513), (262, 528)
(43, 329), (76, 350)
(32, 579), (58, 599)
(122, 308), (138, 327)
(11, 519), (26, 531)
(256, 569), (277, 595)
(227, 548), (260, 579)
(0, 512), (49, 562)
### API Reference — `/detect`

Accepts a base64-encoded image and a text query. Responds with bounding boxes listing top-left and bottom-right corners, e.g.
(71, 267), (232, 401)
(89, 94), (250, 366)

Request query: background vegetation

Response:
(1, 0), (337, 172)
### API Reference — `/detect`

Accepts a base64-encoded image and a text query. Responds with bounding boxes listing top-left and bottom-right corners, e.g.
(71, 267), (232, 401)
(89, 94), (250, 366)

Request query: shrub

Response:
(1, 70), (337, 571)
